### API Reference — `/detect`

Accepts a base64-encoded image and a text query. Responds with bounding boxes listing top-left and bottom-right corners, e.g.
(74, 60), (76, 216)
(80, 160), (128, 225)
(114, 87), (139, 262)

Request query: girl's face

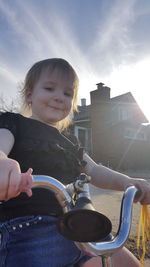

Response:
(26, 68), (74, 126)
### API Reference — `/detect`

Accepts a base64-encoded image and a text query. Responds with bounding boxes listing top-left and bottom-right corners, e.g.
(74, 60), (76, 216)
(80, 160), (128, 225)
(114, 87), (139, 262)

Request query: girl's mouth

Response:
(49, 106), (63, 111)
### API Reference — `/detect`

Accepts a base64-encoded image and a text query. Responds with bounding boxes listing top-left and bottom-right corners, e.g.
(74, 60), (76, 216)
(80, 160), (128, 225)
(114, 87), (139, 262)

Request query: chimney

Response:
(90, 82), (110, 104)
(81, 98), (86, 106)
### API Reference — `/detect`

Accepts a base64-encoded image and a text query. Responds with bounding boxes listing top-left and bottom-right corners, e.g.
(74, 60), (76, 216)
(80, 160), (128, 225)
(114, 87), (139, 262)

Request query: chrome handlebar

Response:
(32, 175), (138, 257)
(32, 175), (72, 212)
(80, 186), (138, 256)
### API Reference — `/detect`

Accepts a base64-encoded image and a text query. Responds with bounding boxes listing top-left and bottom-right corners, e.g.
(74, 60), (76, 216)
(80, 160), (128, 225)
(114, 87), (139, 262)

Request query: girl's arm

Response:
(83, 153), (150, 205)
(0, 129), (32, 200)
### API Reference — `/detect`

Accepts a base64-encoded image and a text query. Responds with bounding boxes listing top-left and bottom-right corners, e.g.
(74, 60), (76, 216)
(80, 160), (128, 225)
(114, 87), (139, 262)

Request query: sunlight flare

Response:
(104, 59), (150, 122)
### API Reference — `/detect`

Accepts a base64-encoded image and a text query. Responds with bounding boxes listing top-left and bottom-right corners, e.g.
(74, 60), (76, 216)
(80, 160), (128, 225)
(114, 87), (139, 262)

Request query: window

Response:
(119, 107), (130, 121)
(74, 126), (88, 148)
(124, 128), (146, 141)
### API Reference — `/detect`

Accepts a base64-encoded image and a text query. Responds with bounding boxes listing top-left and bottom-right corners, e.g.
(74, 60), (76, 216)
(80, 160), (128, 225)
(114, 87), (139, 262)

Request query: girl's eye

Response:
(64, 92), (73, 97)
(44, 87), (54, 91)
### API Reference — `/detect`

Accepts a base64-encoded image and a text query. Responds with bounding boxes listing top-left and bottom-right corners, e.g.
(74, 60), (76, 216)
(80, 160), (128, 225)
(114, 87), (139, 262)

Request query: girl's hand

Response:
(19, 168), (33, 197)
(0, 157), (22, 200)
(127, 178), (150, 205)
(0, 157), (33, 201)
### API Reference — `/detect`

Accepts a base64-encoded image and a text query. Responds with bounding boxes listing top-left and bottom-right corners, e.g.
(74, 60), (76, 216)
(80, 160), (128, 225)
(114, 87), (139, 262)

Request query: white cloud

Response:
(0, 65), (18, 83)
(90, 0), (138, 73)
(0, 0), (99, 100)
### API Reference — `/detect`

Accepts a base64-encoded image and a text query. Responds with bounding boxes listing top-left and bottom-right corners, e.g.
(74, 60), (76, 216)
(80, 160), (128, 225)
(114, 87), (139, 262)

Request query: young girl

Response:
(0, 58), (149, 267)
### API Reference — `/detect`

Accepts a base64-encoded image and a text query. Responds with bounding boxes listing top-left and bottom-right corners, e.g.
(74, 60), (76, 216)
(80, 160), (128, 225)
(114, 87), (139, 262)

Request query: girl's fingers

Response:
(24, 188), (32, 197)
(19, 169), (33, 197)
(132, 190), (150, 204)
(0, 169), (11, 200)
(26, 168), (33, 175)
(26, 168), (33, 188)
(0, 159), (32, 201)
(6, 166), (22, 200)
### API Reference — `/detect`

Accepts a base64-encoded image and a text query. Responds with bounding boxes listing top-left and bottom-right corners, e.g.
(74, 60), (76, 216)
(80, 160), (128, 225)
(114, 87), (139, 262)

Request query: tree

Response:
(0, 94), (19, 113)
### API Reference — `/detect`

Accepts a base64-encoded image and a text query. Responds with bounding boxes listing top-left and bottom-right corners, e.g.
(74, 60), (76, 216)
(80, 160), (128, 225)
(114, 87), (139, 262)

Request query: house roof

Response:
(111, 92), (148, 123)
(74, 105), (91, 121)
(111, 92), (136, 103)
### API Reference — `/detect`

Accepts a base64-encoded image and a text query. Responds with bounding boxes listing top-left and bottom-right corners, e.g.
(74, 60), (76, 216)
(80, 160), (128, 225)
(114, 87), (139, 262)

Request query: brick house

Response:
(72, 83), (150, 170)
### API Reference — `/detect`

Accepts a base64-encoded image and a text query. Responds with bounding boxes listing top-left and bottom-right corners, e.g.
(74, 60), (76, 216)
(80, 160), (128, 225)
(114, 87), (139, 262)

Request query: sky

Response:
(1, 0), (150, 121)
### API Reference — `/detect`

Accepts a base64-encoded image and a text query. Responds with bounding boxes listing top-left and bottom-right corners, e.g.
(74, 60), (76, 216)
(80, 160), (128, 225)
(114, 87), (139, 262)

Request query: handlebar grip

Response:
(79, 186), (139, 256)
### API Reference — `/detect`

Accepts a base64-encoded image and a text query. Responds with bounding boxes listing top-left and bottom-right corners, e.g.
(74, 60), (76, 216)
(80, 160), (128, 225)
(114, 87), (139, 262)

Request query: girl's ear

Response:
(25, 89), (32, 105)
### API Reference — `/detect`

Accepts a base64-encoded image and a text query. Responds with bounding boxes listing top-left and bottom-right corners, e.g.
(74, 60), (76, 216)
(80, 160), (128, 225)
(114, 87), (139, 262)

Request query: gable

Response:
(111, 92), (137, 103)
(111, 92), (148, 123)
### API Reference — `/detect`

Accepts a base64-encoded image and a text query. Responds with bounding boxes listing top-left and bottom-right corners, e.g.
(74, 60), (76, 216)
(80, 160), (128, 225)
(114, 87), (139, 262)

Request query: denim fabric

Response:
(0, 216), (91, 267)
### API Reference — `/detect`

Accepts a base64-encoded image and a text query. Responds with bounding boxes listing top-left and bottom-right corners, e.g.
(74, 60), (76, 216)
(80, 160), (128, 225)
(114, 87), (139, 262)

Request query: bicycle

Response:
(32, 174), (139, 267)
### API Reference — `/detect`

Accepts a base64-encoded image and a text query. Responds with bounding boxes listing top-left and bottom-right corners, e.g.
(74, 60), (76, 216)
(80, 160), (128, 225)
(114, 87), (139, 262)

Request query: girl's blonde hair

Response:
(20, 58), (79, 131)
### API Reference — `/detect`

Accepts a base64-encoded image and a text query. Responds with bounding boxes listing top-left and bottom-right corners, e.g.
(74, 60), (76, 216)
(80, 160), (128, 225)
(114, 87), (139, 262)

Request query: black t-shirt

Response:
(0, 112), (84, 220)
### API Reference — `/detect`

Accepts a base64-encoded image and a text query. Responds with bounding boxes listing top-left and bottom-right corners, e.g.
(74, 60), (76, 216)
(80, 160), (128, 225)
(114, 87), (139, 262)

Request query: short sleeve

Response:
(0, 112), (17, 137)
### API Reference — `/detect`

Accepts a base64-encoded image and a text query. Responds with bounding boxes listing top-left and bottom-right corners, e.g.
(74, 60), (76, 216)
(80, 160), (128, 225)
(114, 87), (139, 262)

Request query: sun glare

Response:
(104, 59), (150, 122)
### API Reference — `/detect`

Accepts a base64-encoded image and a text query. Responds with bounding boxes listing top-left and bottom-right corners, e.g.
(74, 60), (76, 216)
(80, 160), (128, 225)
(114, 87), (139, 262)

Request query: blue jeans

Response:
(0, 216), (91, 267)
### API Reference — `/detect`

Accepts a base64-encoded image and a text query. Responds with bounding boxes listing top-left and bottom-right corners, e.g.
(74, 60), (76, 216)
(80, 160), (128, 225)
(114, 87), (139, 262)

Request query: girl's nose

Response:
(53, 92), (64, 102)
